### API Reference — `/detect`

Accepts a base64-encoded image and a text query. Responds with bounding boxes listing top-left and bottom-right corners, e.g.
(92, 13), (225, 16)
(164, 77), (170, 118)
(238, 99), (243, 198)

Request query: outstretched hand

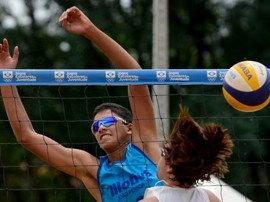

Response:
(59, 6), (94, 36)
(0, 38), (19, 69)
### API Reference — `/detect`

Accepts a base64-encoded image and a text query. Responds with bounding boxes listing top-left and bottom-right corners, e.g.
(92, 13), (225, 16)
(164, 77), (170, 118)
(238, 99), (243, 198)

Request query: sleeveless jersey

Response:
(143, 186), (210, 202)
(97, 143), (160, 202)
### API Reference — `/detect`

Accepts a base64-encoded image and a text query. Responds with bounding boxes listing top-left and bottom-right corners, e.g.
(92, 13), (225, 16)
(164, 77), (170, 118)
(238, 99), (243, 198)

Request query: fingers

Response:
(59, 6), (80, 23)
(0, 38), (19, 59)
(60, 20), (69, 28)
(58, 10), (67, 23)
(0, 38), (9, 55)
(13, 46), (19, 60)
(3, 38), (9, 53)
(0, 40), (3, 53)
(59, 8), (71, 22)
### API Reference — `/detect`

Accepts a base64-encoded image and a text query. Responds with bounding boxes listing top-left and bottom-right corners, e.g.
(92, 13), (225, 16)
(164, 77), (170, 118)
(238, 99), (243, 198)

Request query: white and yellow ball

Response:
(222, 60), (270, 112)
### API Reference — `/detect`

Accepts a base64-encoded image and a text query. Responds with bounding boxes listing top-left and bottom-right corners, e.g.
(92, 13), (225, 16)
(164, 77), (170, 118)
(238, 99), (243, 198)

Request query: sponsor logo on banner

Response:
(168, 71), (190, 81)
(106, 71), (116, 82)
(66, 71), (88, 82)
(15, 71), (37, 82)
(3, 71), (13, 82)
(207, 70), (217, 82)
(156, 71), (166, 81)
(54, 71), (65, 82)
(117, 72), (139, 82)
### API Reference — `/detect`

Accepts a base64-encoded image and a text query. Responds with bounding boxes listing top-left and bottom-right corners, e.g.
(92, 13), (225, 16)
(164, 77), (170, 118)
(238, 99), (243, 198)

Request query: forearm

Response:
(83, 25), (141, 69)
(76, 12), (157, 145)
(1, 86), (34, 142)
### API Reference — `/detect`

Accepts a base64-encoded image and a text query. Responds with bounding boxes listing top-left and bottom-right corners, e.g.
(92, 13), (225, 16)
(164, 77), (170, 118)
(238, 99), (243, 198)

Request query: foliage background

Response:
(0, 0), (270, 201)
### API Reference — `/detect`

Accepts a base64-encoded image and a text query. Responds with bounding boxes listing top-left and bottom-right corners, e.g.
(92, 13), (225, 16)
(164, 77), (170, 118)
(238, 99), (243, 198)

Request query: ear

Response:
(166, 166), (176, 180)
(166, 165), (174, 175)
(127, 123), (133, 135)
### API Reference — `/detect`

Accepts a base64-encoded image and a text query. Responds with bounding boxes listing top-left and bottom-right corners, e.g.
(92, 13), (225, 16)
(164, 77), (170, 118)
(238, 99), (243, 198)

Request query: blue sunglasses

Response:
(91, 116), (127, 134)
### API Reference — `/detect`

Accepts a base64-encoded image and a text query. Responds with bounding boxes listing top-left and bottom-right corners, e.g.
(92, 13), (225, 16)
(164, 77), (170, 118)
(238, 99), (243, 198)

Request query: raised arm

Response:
(0, 39), (100, 200)
(59, 7), (160, 162)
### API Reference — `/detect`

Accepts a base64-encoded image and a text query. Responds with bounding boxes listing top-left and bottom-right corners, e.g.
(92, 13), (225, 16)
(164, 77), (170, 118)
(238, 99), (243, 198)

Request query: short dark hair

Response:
(93, 103), (133, 123)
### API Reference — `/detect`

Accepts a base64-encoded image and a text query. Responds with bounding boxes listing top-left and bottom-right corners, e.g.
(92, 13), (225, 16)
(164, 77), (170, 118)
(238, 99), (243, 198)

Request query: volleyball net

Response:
(1, 69), (268, 202)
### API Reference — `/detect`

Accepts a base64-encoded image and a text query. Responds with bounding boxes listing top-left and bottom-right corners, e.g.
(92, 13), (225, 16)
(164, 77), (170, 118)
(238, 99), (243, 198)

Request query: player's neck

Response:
(107, 141), (129, 163)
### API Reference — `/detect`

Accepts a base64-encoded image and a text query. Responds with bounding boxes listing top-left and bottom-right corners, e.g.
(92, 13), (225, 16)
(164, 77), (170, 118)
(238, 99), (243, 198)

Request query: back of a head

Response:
(165, 106), (234, 188)
(93, 102), (133, 123)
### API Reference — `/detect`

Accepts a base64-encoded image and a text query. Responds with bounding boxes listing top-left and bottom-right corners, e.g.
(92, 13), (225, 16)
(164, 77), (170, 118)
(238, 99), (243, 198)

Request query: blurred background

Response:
(0, 0), (270, 201)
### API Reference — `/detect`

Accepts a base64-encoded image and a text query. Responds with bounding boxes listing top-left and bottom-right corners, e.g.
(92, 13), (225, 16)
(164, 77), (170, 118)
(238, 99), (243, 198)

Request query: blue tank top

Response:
(97, 143), (160, 202)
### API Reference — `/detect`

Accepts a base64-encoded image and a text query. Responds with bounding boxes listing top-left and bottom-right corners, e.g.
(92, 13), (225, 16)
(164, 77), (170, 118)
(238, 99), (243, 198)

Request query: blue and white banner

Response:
(0, 69), (228, 86)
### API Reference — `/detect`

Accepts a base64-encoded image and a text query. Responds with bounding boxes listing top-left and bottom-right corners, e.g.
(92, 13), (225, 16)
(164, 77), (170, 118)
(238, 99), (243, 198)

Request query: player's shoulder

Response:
(203, 189), (220, 202)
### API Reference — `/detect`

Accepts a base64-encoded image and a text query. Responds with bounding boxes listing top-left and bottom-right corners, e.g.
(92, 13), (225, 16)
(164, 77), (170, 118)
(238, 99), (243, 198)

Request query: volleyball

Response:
(222, 60), (270, 112)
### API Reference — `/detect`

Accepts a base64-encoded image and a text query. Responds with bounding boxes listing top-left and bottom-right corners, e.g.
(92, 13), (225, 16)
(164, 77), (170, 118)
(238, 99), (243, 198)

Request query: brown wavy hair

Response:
(164, 106), (234, 188)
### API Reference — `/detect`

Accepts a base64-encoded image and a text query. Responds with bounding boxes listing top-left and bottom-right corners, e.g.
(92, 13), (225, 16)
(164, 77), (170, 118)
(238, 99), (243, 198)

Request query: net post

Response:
(152, 0), (169, 141)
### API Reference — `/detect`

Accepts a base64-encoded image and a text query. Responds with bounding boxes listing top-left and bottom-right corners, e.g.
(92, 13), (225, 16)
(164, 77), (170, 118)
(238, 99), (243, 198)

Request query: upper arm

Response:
(20, 130), (101, 200)
(128, 85), (161, 163)
(129, 85), (157, 142)
(23, 131), (99, 180)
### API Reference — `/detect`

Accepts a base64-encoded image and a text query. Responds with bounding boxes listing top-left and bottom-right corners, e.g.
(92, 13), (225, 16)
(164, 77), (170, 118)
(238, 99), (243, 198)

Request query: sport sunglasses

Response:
(91, 116), (128, 134)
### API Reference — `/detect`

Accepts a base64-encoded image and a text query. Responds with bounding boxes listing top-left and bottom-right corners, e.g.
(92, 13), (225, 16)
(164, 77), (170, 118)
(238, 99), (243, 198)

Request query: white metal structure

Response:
(152, 0), (169, 140)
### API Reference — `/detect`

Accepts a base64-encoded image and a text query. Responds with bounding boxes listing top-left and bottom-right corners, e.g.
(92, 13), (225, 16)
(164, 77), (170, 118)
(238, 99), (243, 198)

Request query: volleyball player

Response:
(0, 6), (160, 202)
(139, 106), (233, 202)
